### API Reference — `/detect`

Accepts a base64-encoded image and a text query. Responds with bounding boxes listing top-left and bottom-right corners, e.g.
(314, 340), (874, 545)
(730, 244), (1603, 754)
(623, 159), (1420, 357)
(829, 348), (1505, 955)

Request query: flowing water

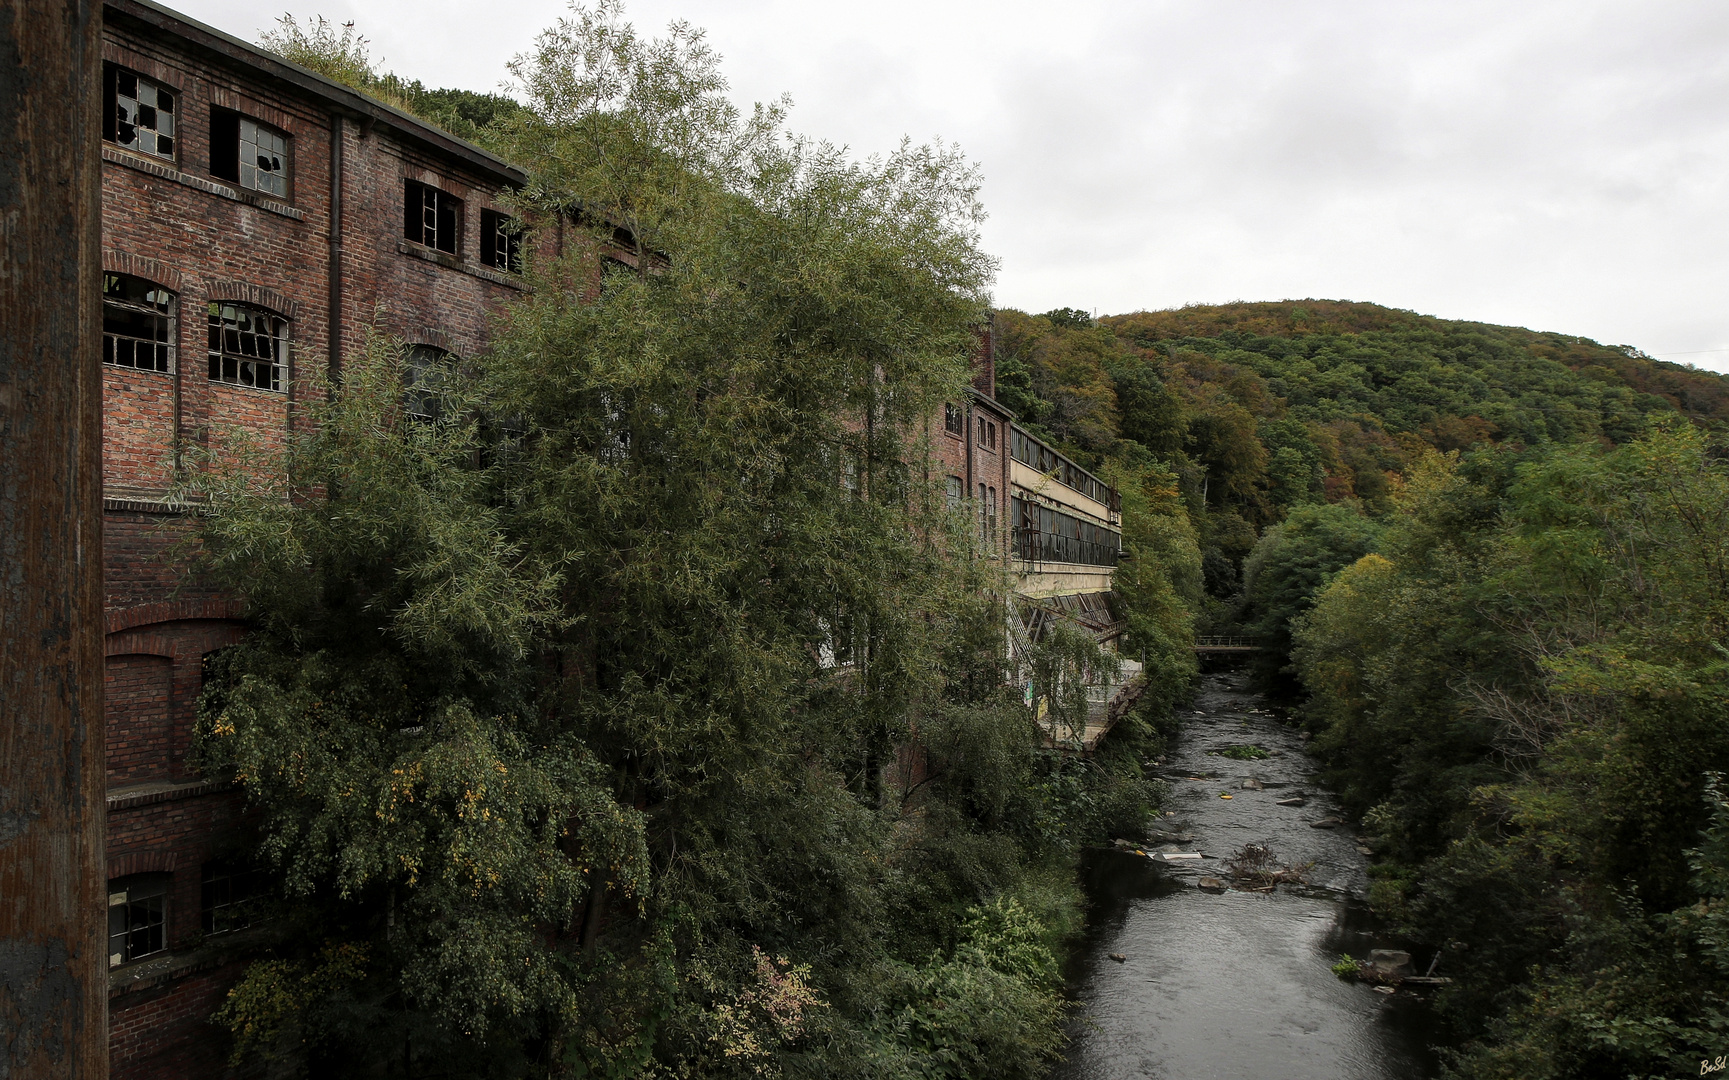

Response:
(1052, 664), (1450, 1080)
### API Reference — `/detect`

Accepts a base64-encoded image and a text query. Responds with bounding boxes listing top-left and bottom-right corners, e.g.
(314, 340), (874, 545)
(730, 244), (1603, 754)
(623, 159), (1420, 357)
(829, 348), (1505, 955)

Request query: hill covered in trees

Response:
(996, 298), (1729, 623)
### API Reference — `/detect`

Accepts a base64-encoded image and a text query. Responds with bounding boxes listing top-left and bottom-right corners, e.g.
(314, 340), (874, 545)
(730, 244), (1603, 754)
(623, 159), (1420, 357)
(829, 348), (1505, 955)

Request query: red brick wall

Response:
(110, 962), (243, 1080)
(98, 11), (540, 1077)
(107, 654), (174, 785)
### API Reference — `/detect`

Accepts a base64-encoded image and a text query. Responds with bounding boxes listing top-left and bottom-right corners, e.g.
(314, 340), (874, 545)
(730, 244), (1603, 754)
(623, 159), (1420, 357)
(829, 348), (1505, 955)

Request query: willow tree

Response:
(188, 4), (1095, 1078)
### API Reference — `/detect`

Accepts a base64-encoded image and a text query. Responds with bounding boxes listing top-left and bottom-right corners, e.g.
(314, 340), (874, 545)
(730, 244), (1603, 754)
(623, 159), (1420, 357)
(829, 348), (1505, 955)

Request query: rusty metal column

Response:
(0, 0), (108, 1077)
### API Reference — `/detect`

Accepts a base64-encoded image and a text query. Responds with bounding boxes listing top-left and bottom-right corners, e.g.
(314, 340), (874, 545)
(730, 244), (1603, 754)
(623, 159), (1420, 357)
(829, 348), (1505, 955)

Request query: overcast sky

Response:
(175, 0), (1729, 373)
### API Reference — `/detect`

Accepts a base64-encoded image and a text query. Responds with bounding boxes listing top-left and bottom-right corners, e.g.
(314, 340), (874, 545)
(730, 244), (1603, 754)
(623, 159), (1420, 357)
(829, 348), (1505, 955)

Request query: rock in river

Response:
(1197, 876), (1228, 893)
(1310, 816), (1344, 829)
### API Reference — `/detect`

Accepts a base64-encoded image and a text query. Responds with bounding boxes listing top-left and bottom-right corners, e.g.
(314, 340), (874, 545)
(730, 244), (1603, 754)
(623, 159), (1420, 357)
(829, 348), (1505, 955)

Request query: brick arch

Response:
(109, 851), (178, 879)
(407, 327), (454, 352)
(107, 599), (246, 637)
(103, 251), (185, 294)
(204, 280), (300, 321)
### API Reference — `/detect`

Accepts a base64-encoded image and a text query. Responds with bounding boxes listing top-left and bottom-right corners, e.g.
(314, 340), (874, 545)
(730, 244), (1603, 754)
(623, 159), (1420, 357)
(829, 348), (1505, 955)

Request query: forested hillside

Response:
(997, 299), (1728, 626)
(999, 298), (1729, 1078)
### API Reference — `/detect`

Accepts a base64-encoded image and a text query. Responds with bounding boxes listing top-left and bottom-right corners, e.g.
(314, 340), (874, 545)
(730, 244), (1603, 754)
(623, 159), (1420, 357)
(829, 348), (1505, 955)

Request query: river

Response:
(1052, 663), (1449, 1080)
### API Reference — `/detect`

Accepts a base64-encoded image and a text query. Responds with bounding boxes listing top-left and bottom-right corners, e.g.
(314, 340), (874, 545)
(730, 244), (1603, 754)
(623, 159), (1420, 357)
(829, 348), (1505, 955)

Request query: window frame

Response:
(403, 343), (456, 421)
(479, 209), (522, 273)
(210, 107), (292, 200)
(108, 873), (169, 967)
(201, 861), (261, 936)
(944, 403), (964, 437)
(103, 63), (178, 162)
(206, 301), (289, 392)
(102, 272), (176, 375)
(404, 179), (463, 256)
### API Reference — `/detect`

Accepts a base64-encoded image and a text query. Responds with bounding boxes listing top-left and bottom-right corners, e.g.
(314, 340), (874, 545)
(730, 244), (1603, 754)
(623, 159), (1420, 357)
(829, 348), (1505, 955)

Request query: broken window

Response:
(102, 273), (175, 373)
(207, 302), (287, 391)
(945, 475), (963, 510)
(404, 180), (461, 255)
(103, 65), (176, 160)
(210, 109), (289, 198)
(404, 344), (455, 421)
(480, 209), (522, 273)
(201, 861), (260, 935)
(108, 874), (168, 966)
(944, 403), (964, 436)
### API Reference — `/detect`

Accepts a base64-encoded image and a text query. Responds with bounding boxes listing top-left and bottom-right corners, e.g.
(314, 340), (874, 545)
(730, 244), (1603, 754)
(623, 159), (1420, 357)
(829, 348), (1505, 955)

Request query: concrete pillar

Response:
(0, 0), (108, 1076)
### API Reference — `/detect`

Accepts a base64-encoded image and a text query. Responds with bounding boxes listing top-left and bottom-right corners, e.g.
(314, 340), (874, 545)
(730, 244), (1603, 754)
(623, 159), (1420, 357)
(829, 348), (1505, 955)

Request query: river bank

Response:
(1052, 663), (1449, 1079)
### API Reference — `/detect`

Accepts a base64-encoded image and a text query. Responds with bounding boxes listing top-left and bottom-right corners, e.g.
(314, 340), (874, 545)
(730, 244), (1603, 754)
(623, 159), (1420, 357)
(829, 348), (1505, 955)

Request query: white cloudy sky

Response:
(175, 0), (1729, 373)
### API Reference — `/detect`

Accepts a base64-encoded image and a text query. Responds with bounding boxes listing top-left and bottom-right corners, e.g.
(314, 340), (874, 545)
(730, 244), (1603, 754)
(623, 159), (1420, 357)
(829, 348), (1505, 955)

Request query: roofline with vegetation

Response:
(106, 0), (528, 188)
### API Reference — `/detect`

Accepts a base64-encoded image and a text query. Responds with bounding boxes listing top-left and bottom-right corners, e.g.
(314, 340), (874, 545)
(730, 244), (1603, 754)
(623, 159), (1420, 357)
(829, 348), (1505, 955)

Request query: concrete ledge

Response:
(103, 496), (182, 515)
(1014, 562), (1115, 598)
(396, 237), (529, 290)
(102, 144), (306, 220)
(106, 777), (234, 812)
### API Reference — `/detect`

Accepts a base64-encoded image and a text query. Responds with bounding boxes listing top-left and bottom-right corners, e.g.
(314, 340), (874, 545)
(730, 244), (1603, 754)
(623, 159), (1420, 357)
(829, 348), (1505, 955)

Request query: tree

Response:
(187, 5), (1117, 1077)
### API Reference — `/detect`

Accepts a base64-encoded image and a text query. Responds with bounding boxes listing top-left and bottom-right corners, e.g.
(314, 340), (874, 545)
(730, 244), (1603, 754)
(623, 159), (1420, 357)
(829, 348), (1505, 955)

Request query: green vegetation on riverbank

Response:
(999, 299), (1729, 1077)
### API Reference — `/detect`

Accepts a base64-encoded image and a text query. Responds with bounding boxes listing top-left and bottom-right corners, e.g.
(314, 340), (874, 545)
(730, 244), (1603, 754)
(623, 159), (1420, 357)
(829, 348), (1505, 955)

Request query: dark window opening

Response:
(944, 403), (964, 436)
(201, 861), (261, 935)
(404, 180), (461, 255)
(104, 65), (176, 160)
(1010, 496), (1121, 567)
(207, 302), (287, 391)
(987, 421), (998, 450)
(109, 874), (168, 966)
(404, 344), (455, 421)
(102, 273), (174, 373)
(480, 210), (522, 273)
(945, 475), (963, 510)
(210, 109), (289, 198)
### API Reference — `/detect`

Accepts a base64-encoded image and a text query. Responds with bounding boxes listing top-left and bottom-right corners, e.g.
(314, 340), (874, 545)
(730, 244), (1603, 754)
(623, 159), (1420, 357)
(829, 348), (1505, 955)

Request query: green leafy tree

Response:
(186, 6), (1134, 1077)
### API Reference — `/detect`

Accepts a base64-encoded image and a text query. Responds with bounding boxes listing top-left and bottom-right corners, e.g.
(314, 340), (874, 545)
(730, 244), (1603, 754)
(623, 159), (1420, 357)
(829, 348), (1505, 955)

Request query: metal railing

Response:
(1193, 636), (1264, 650)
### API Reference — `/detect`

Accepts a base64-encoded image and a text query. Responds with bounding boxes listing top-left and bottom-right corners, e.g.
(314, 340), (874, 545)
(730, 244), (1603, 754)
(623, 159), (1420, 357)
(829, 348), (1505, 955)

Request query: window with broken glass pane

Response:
(207, 302), (287, 392)
(210, 110), (290, 198)
(404, 180), (461, 255)
(102, 273), (175, 373)
(108, 874), (168, 966)
(105, 66), (176, 161)
(240, 118), (288, 197)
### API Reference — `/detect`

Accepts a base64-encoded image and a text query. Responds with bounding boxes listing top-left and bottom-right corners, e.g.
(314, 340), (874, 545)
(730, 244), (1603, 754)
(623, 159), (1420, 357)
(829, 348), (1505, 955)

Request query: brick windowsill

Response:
(396, 238), (529, 291)
(102, 144), (306, 222)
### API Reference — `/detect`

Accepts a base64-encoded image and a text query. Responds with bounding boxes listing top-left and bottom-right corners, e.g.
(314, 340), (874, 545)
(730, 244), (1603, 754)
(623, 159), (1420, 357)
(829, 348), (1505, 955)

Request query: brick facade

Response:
(98, 2), (533, 1075)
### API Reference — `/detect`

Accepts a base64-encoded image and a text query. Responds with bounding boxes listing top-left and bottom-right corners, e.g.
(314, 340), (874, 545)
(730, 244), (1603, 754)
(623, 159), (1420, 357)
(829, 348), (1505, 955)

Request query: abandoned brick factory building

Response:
(94, 1), (1124, 1076)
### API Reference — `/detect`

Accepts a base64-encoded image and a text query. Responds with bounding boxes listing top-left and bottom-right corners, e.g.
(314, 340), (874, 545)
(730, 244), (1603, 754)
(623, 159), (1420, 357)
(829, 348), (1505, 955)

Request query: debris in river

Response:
(1197, 876), (1228, 892)
(1219, 793), (1233, 799)
(1241, 778), (1263, 790)
(1374, 985), (1396, 994)
(1224, 842), (1312, 888)
(1154, 852), (1204, 861)
(1108, 953), (1126, 963)
(1276, 797), (1306, 807)
(1310, 816), (1344, 829)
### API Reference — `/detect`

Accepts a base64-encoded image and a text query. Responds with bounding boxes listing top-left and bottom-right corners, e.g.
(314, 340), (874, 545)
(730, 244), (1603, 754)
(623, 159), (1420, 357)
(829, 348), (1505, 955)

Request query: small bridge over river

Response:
(1193, 636), (1265, 654)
